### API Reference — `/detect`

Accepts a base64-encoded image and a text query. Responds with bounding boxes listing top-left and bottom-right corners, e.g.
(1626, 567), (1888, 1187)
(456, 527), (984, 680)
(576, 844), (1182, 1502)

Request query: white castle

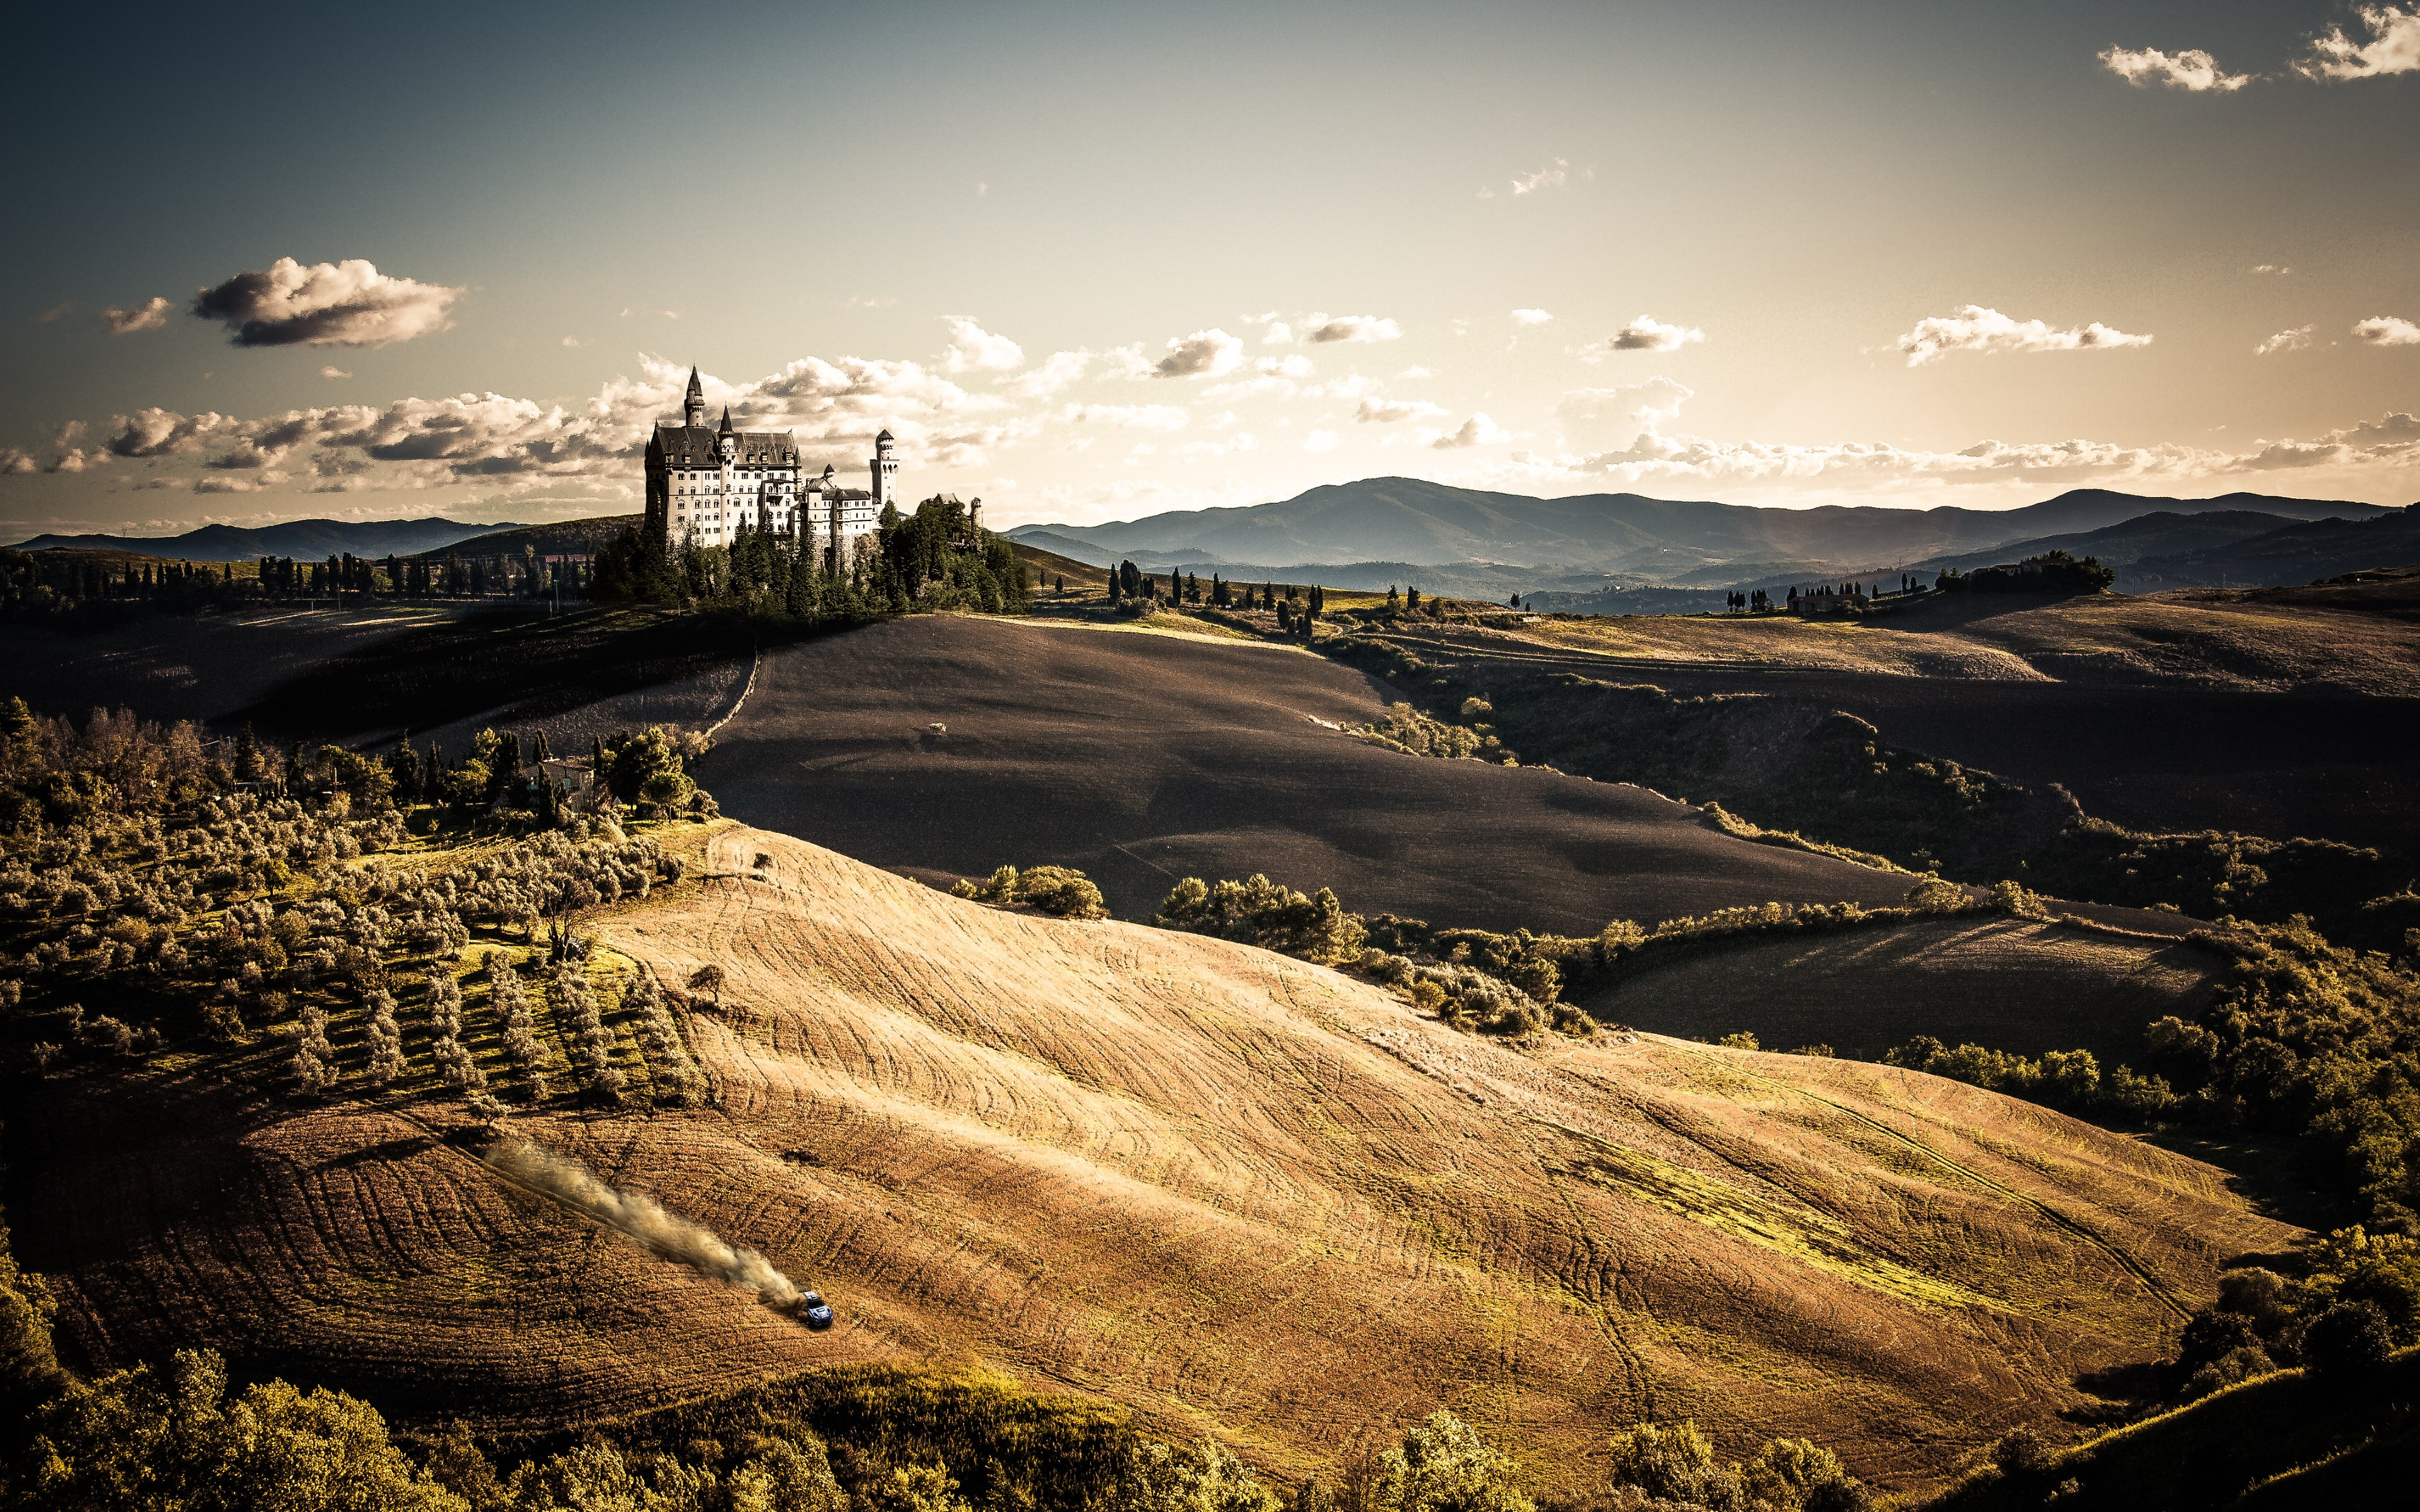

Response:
(643, 367), (891, 556)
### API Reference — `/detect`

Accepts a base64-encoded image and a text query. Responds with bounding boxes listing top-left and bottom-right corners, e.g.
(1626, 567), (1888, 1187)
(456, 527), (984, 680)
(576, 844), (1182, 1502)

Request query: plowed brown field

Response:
(23, 826), (2296, 1499)
(1583, 917), (2225, 1063)
(693, 616), (1920, 932)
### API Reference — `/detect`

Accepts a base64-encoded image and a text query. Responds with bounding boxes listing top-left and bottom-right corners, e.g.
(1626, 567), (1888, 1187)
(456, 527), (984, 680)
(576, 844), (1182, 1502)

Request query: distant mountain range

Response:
(6, 517), (526, 561)
(1010, 479), (2408, 595)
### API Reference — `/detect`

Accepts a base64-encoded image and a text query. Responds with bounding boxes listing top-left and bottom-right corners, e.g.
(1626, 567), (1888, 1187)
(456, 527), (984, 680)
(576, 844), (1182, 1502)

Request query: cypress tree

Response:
(531, 730), (551, 765)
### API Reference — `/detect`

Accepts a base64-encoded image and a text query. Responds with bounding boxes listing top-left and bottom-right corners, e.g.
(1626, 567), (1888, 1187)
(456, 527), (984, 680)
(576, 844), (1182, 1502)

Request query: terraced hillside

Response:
(693, 615), (1920, 932)
(22, 825), (2297, 1500)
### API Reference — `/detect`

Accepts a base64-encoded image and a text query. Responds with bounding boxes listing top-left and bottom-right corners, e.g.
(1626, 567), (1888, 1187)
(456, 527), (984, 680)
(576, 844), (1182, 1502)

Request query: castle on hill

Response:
(643, 367), (891, 555)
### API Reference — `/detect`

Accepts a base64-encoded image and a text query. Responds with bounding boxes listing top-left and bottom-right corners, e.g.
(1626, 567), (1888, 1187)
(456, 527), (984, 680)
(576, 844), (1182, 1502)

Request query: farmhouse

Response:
(642, 367), (890, 556)
(1788, 583), (1867, 616)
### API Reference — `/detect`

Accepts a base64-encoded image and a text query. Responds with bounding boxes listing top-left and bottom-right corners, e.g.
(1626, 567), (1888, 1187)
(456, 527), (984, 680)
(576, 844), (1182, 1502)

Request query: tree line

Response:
(592, 495), (1029, 625)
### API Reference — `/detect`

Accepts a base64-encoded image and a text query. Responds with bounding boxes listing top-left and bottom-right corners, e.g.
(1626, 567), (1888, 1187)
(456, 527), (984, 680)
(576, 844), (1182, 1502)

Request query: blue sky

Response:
(3, 0), (2414, 536)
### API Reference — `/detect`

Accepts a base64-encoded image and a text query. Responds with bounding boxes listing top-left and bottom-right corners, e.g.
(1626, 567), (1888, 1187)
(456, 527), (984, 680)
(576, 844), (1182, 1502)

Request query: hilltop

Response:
(11, 822), (2296, 1500)
(408, 514), (645, 559)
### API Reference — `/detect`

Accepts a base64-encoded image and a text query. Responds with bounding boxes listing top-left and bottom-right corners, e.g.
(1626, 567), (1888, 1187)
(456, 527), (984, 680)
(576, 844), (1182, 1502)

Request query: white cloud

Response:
(1257, 353), (1314, 378)
(101, 297), (172, 336)
(846, 294), (898, 309)
(1557, 379), (1697, 430)
(2353, 315), (2420, 346)
(1149, 328), (1243, 378)
(942, 316), (1026, 374)
(1302, 312), (1402, 344)
(320, 365), (351, 379)
(2298, 5), (2420, 79)
(1896, 305), (2152, 365)
(1056, 402), (1191, 432)
(1304, 372), (1385, 401)
(2249, 264), (2291, 275)
(191, 256), (463, 347)
(1453, 410), (2420, 500)
(1586, 314), (1706, 358)
(561, 336), (582, 347)
(1481, 158), (1570, 198)
(1261, 320), (1294, 345)
(998, 348), (1089, 399)
(2254, 326), (2314, 355)
(1431, 413), (1510, 449)
(1302, 430), (1339, 452)
(1180, 432), (1259, 460)
(105, 407), (238, 458)
(1, 448), (36, 474)
(1397, 365), (1433, 379)
(1510, 308), (1553, 326)
(2098, 45), (2254, 91)
(1355, 396), (1446, 425)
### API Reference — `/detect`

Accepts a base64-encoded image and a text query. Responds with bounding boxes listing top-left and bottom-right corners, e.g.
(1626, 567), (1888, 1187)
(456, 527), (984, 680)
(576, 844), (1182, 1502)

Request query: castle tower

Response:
(684, 367), (706, 428)
(870, 428), (898, 512)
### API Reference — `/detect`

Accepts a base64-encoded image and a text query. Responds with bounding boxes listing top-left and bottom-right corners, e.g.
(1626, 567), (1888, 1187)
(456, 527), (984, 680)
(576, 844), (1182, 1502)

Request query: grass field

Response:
(13, 823), (2297, 1501)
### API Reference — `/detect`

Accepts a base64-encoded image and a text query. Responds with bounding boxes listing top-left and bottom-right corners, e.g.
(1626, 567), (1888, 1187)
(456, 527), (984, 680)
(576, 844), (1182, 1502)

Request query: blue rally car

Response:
(798, 1290), (834, 1331)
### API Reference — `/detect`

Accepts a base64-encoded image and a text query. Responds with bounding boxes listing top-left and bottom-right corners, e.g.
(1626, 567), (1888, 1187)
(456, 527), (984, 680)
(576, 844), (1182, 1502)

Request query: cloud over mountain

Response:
(1896, 306), (2152, 365)
(191, 257), (462, 347)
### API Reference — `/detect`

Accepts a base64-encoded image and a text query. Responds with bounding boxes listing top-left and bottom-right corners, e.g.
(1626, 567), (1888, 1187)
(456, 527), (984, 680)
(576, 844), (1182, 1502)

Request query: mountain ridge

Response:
(6, 516), (526, 561)
(1010, 479), (2392, 578)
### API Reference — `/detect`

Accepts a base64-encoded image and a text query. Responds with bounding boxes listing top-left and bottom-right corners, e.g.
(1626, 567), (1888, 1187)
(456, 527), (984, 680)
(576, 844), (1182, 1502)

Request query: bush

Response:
(2303, 1299), (2394, 1380)
(1155, 874), (1364, 963)
(1990, 1424), (2053, 1477)
(951, 864), (1110, 921)
(1374, 1411), (1532, 1512)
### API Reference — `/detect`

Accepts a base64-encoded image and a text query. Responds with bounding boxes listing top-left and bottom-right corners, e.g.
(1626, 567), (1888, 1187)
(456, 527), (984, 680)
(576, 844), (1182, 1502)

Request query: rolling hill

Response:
(6, 516), (526, 561)
(15, 823), (2300, 1500)
(410, 513), (645, 559)
(690, 614), (1923, 934)
(1580, 915), (2224, 1065)
(1008, 480), (2390, 580)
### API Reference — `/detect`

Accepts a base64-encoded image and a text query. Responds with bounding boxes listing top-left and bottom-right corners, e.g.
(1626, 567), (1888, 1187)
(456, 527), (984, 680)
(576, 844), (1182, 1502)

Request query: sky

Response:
(2, 0), (2416, 539)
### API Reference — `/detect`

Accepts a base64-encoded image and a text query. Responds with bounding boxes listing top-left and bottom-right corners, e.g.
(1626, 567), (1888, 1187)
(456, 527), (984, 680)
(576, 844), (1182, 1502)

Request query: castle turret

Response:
(684, 367), (705, 428)
(870, 428), (899, 512)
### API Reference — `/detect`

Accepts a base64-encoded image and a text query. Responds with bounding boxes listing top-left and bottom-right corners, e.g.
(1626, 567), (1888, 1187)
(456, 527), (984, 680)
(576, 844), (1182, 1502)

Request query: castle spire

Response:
(718, 405), (735, 435)
(683, 367), (706, 428)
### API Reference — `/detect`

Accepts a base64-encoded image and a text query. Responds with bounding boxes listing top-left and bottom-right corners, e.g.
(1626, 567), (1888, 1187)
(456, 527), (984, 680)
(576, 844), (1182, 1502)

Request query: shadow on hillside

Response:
(2135, 1126), (2346, 1235)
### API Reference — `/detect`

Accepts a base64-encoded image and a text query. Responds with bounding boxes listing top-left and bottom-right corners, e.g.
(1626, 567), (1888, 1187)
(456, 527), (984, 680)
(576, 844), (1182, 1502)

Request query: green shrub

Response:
(951, 864), (1110, 921)
(2303, 1300), (2394, 1380)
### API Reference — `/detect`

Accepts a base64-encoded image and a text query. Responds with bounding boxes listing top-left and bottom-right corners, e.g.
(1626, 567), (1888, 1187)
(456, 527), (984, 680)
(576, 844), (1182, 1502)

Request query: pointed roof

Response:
(718, 406), (735, 435)
(875, 427), (895, 444)
(685, 366), (703, 398)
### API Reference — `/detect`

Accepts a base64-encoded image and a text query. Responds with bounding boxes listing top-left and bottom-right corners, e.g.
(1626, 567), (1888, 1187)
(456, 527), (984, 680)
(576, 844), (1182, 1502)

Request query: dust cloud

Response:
(485, 1138), (802, 1309)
